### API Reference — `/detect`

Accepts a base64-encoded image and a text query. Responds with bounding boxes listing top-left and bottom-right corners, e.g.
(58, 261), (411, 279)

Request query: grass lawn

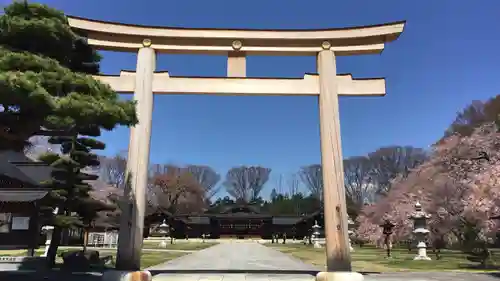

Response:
(142, 240), (217, 251)
(268, 244), (500, 273)
(0, 248), (188, 269)
(94, 250), (187, 269)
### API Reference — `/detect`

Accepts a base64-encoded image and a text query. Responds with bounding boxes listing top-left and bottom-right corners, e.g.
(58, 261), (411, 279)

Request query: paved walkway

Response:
(147, 242), (500, 281)
(147, 241), (320, 272)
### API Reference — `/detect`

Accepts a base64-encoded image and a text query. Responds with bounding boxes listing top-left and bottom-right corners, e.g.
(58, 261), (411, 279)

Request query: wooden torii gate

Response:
(68, 16), (405, 275)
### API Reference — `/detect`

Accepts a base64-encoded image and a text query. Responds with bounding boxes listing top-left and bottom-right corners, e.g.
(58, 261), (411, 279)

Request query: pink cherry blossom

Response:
(357, 123), (500, 244)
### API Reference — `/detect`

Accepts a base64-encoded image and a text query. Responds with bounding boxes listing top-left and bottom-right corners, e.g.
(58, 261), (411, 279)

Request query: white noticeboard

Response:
(11, 217), (30, 230)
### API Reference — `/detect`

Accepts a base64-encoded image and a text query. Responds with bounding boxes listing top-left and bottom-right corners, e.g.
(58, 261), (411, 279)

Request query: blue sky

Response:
(8, 0), (500, 197)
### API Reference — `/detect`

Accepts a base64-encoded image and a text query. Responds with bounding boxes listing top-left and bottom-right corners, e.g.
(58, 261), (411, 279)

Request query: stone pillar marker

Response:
(116, 39), (156, 270)
(41, 225), (54, 257)
(317, 42), (352, 273)
(41, 207), (58, 257)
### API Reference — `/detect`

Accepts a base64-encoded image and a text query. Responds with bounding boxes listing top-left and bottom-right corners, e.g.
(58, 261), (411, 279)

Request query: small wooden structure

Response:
(0, 151), (51, 256)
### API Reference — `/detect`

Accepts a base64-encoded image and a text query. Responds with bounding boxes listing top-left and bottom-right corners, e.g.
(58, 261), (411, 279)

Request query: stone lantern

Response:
(409, 201), (431, 260)
(158, 219), (169, 248)
(380, 218), (395, 258)
(312, 220), (322, 248)
(347, 216), (355, 252)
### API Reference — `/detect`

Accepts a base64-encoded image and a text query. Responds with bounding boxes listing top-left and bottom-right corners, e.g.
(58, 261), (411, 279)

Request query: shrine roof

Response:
(0, 188), (49, 202)
(220, 204), (261, 214)
(0, 151), (52, 187)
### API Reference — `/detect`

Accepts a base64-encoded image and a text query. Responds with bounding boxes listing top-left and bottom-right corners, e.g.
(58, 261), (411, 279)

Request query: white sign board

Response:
(11, 217), (30, 230)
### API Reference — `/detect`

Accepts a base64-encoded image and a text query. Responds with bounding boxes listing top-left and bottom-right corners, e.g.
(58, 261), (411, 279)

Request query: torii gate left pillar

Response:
(116, 40), (156, 270)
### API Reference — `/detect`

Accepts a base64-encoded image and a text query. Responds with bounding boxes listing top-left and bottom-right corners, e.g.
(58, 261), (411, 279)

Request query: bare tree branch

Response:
(223, 166), (272, 203)
(368, 146), (428, 196)
(99, 152), (127, 189)
(153, 165), (206, 214)
(343, 156), (375, 208)
(275, 174), (284, 196)
(298, 164), (323, 200)
(287, 173), (300, 197)
(24, 136), (61, 160)
(185, 165), (221, 201)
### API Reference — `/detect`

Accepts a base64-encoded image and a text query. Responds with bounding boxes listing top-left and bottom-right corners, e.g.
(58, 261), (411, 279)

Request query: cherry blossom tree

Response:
(357, 123), (500, 250)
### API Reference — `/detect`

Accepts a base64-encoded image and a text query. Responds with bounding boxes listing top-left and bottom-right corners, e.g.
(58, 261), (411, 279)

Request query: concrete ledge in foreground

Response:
(102, 270), (152, 281)
(316, 271), (364, 281)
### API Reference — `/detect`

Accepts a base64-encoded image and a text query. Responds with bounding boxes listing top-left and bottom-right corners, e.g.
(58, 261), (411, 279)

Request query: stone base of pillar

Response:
(414, 254), (431, 261)
(414, 243), (431, 260)
(159, 240), (167, 248)
(316, 271), (364, 281)
(102, 270), (152, 281)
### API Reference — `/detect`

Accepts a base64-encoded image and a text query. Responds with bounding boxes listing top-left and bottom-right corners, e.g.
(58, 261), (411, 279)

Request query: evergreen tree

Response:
(0, 2), (137, 266)
(0, 1), (136, 151)
(38, 138), (115, 262)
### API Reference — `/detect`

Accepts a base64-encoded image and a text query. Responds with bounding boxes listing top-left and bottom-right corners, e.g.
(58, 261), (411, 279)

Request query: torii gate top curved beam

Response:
(67, 16), (405, 55)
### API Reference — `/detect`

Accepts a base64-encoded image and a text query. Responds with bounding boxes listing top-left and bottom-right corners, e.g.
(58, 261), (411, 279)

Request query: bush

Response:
(60, 250), (111, 270)
(463, 242), (495, 268)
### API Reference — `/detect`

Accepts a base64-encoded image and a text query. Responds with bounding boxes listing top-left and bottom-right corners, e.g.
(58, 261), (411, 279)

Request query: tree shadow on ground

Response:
(0, 271), (103, 281)
(149, 269), (320, 276)
(458, 264), (500, 270)
(149, 269), (383, 276)
(483, 273), (500, 279)
(0, 256), (111, 281)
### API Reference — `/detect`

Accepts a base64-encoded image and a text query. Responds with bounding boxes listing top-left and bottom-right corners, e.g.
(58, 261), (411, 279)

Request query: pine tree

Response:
(38, 135), (116, 264)
(0, 1), (137, 151)
(0, 1), (137, 266)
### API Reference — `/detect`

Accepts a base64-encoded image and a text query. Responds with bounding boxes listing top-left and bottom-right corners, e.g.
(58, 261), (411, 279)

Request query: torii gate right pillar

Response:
(317, 44), (362, 281)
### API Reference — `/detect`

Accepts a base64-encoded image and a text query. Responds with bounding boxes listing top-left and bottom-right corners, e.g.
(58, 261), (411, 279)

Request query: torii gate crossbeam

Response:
(69, 16), (405, 278)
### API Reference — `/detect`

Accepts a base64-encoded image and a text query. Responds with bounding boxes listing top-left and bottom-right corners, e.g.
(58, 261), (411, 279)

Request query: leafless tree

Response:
(287, 173), (300, 197)
(147, 163), (166, 207)
(368, 146), (428, 196)
(149, 163), (172, 177)
(185, 165), (221, 201)
(343, 156), (375, 209)
(443, 100), (488, 139)
(287, 172), (301, 214)
(24, 136), (60, 160)
(99, 152), (128, 189)
(223, 166), (272, 202)
(275, 174), (285, 196)
(440, 95), (500, 140)
(298, 164), (323, 200)
(152, 165), (205, 214)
